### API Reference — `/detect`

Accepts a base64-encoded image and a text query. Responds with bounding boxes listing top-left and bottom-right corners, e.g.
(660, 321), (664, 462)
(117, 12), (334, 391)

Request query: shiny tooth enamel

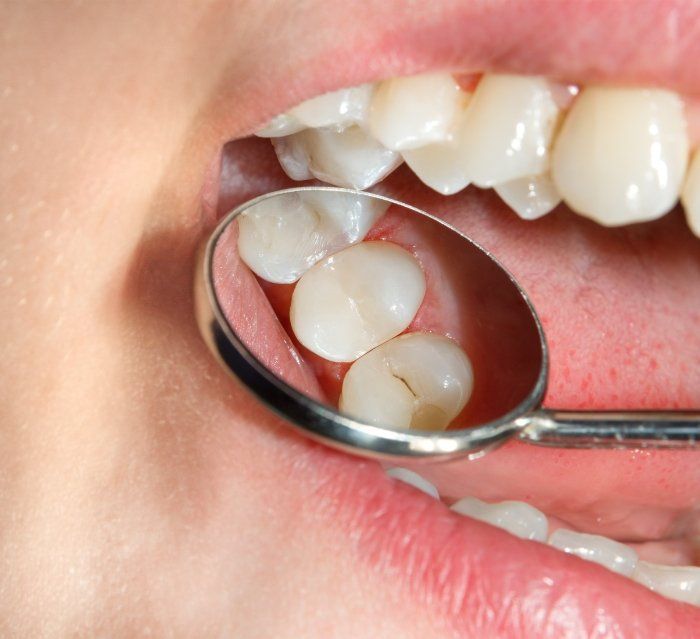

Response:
(632, 561), (700, 606)
(548, 529), (638, 577)
(369, 73), (468, 151)
(290, 84), (374, 129)
(385, 467), (439, 499)
(237, 191), (389, 284)
(460, 74), (561, 187)
(291, 242), (426, 362)
(255, 112), (306, 138)
(339, 332), (473, 430)
(681, 149), (700, 237)
(552, 87), (689, 226)
(451, 496), (548, 541)
(494, 173), (562, 220)
(272, 126), (402, 190)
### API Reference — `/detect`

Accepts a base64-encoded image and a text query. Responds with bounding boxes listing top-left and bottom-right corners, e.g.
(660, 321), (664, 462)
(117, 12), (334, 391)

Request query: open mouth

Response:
(202, 4), (700, 636)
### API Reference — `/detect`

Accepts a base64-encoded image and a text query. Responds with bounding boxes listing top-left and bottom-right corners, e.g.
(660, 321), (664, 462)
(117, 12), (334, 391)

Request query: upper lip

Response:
(210, 1), (700, 635)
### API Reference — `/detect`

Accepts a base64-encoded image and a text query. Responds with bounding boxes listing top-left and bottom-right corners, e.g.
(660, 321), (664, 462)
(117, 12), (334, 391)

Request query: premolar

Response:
(681, 149), (700, 237)
(290, 84), (374, 129)
(339, 332), (472, 430)
(290, 242), (426, 362)
(272, 126), (402, 190)
(548, 529), (638, 577)
(494, 173), (562, 220)
(385, 467), (440, 499)
(451, 496), (548, 541)
(552, 87), (689, 226)
(632, 561), (700, 606)
(237, 191), (388, 283)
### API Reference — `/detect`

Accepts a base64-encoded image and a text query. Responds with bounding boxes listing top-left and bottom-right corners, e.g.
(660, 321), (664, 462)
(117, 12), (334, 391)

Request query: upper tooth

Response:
(552, 87), (689, 226)
(632, 561), (700, 606)
(451, 496), (548, 541)
(385, 467), (439, 499)
(460, 74), (561, 188)
(237, 191), (388, 283)
(255, 112), (305, 138)
(339, 332), (473, 430)
(290, 84), (374, 129)
(369, 73), (468, 151)
(272, 126), (402, 190)
(548, 529), (638, 576)
(290, 242), (426, 362)
(494, 173), (562, 220)
(681, 149), (700, 237)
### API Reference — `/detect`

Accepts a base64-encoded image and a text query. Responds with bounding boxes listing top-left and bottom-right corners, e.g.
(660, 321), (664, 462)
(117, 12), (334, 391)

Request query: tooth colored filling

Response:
(257, 71), (700, 237)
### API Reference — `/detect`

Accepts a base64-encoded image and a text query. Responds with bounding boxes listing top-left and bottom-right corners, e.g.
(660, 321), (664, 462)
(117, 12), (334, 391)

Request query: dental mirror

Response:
(195, 187), (700, 461)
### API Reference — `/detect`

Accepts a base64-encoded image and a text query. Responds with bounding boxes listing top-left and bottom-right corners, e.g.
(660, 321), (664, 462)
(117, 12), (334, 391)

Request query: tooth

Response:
(402, 133), (471, 195)
(237, 191), (389, 284)
(460, 74), (561, 187)
(290, 84), (374, 129)
(369, 73), (468, 151)
(552, 87), (689, 226)
(272, 126), (402, 189)
(548, 529), (638, 576)
(632, 561), (700, 606)
(681, 149), (700, 236)
(291, 242), (425, 362)
(385, 467), (439, 499)
(339, 332), (473, 430)
(494, 173), (562, 220)
(255, 112), (305, 138)
(451, 496), (548, 541)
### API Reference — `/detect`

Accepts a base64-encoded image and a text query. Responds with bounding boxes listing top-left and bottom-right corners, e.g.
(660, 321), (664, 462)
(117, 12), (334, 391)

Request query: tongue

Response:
(217, 136), (700, 540)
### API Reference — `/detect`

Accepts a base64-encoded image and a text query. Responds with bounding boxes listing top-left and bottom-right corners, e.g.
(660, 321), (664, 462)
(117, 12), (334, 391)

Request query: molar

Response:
(369, 73), (468, 151)
(451, 496), (548, 542)
(272, 125), (402, 190)
(552, 87), (689, 226)
(339, 332), (472, 430)
(290, 242), (426, 362)
(548, 529), (638, 577)
(459, 74), (561, 188)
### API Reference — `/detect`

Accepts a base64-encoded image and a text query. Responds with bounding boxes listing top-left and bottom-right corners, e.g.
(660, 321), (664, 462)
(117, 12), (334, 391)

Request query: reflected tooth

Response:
(460, 74), (561, 187)
(237, 191), (389, 284)
(552, 87), (689, 226)
(632, 561), (700, 606)
(290, 84), (374, 129)
(291, 242), (426, 362)
(494, 173), (562, 220)
(339, 332), (473, 430)
(681, 149), (700, 237)
(451, 497), (548, 541)
(385, 467), (439, 499)
(255, 113), (305, 138)
(272, 126), (402, 190)
(548, 529), (638, 576)
(369, 73), (468, 151)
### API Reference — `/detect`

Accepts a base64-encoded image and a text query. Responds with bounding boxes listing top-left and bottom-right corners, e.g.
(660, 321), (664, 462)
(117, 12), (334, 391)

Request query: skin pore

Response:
(2, 1), (700, 637)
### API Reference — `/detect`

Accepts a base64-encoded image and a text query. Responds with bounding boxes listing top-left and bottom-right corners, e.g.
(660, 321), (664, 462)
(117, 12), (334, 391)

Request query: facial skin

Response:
(2, 2), (700, 637)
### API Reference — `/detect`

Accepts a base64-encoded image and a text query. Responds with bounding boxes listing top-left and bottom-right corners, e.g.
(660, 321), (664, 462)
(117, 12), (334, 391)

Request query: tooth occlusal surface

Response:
(369, 73), (468, 151)
(451, 496), (548, 542)
(237, 191), (388, 284)
(681, 149), (700, 237)
(291, 242), (426, 362)
(494, 173), (562, 220)
(460, 74), (561, 188)
(548, 529), (638, 577)
(552, 86), (689, 226)
(272, 126), (402, 190)
(339, 332), (473, 430)
(632, 560), (700, 606)
(290, 84), (374, 129)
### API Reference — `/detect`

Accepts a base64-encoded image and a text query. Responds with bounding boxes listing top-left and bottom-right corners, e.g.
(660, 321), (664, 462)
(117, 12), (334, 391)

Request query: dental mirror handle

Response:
(517, 409), (700, 449)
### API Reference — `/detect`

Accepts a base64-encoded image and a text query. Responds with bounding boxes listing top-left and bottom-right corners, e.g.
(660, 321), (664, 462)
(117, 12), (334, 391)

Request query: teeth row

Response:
(257, 73), (700, 235)
(386, 467), (700, 607)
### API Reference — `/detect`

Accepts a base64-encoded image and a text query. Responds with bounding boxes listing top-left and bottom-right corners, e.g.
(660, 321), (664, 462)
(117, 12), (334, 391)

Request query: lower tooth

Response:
(339, 332), (473, 430)
(290, 242), (425, 362)
(272, 126), (402, 190)
(681, 149), (700, 237)
(451, 497), (548, 541)
(385, 467), (439, 499)
(632, 561), (700, 606)
(494, 173), (562, 220)
(254, 112), (305, 138)
(237, 191), (388, 284)
(548, 529), (638, 577)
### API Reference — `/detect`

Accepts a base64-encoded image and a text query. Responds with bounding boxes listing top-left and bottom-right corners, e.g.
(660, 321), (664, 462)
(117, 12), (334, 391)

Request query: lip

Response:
(206, 2), (700, 635)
